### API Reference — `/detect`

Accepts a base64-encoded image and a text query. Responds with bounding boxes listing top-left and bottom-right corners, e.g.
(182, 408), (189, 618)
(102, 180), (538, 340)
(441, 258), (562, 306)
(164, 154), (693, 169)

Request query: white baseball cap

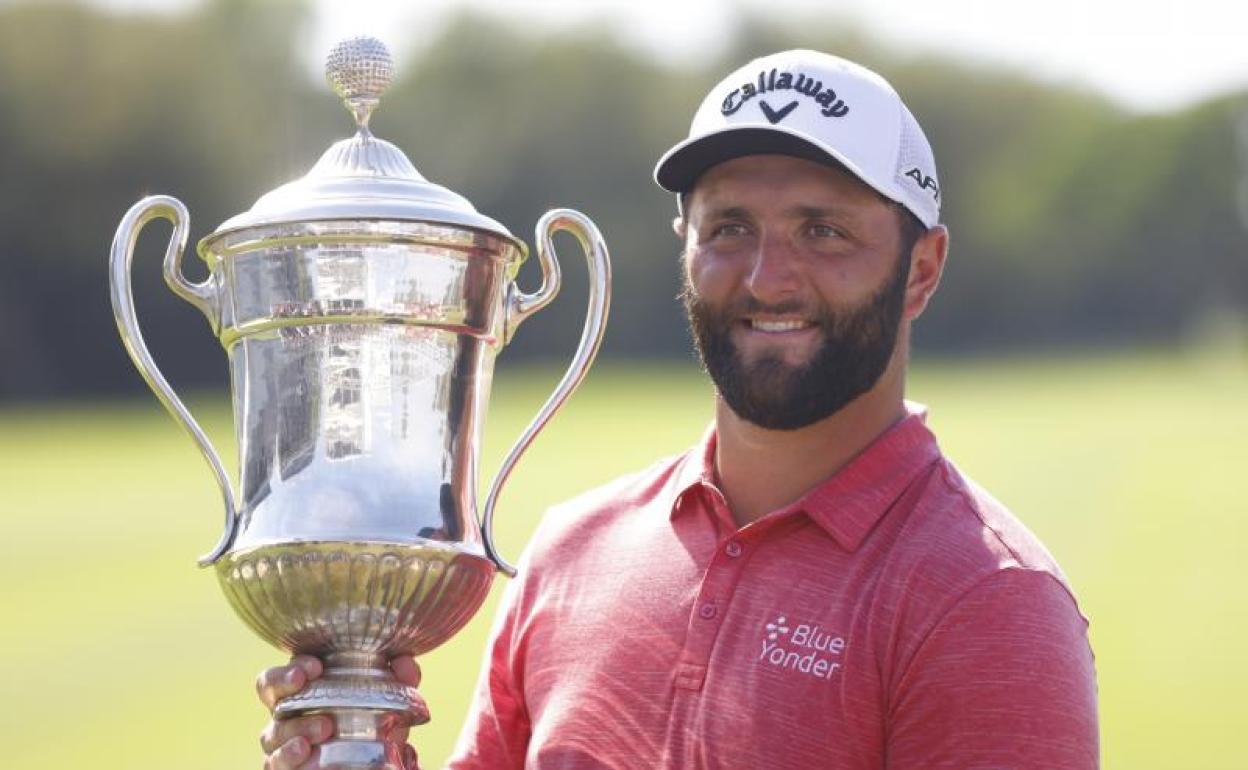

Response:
(654, 49), (941, 227)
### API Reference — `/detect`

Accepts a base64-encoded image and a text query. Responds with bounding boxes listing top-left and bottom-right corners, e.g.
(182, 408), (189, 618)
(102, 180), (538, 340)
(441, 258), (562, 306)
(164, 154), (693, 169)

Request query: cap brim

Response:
(653, 126), (901, 212)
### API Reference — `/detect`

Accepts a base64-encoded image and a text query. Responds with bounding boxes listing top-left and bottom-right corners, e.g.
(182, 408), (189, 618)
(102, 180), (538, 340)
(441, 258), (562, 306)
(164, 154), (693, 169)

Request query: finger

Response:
(255, 665), (300, 712)
(264, 736), (310, 770)
(391, 656), (421, 687)
(403, 742), (420, 770)
(256, 657), (324, 711)
(260, 715), (334, 755)
(290, 654), (325, 680)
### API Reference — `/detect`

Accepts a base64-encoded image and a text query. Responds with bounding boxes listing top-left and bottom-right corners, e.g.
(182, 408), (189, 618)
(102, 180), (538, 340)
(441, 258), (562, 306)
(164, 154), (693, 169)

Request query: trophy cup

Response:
(109, 37), (610, 768)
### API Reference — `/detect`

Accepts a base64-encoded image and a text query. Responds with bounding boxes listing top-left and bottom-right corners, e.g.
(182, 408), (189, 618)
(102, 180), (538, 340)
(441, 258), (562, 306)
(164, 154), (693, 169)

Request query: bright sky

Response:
(95, 0), (1248, 113)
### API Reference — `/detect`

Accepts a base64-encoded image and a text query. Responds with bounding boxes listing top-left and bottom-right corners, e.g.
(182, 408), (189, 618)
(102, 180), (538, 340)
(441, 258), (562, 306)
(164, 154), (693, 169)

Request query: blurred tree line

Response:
(0, 0), (1244, 399)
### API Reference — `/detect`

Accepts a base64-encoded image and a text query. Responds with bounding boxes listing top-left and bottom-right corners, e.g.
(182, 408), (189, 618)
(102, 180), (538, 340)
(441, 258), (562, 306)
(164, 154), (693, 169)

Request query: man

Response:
(258, 49), (1099, 769)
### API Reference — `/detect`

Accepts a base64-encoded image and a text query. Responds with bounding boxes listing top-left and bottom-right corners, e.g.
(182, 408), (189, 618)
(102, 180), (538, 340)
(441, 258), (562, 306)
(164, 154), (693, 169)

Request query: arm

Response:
(444, 562), (533, 770)
(886, 568), (1099, 769)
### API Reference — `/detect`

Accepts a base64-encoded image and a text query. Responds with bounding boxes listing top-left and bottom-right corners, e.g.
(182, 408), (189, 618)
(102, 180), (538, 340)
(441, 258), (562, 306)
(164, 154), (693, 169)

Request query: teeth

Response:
(750, 319), (810, 332)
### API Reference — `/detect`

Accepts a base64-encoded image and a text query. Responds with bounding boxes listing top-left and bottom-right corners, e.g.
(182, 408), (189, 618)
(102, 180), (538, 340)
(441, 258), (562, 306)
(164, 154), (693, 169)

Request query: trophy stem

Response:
(274, 652), (429, 770)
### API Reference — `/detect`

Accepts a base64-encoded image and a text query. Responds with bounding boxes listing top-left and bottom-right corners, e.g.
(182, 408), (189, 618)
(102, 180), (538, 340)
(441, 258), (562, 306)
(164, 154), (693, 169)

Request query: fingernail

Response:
(284, 667), (302, 686)
(319, 717), (334, 740)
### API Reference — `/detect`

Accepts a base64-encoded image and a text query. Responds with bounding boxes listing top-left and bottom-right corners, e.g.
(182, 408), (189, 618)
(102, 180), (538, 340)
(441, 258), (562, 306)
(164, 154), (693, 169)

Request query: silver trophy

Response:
(109, 37), (610, 769)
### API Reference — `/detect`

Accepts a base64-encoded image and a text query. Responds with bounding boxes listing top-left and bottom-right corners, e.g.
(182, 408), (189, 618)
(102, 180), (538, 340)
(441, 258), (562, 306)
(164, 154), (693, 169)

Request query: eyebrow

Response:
(701, 205), (752, 222)
(698, 204), (864, 224)
(786, 204), (864, 223)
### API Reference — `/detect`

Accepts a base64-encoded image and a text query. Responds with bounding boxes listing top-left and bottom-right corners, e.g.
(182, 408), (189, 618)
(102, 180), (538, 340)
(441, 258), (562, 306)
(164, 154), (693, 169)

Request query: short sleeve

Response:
(886, 568), (1099, 769)
(444, 561), (533, 770)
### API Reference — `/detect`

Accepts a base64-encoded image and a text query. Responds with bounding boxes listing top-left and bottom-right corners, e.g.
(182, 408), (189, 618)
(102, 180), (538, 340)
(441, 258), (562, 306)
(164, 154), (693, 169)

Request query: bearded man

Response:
(258, 49), (1099, 770)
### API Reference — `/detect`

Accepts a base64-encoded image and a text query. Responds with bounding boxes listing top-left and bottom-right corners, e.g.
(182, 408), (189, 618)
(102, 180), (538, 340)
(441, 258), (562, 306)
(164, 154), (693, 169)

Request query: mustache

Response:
(682, 287), (824, 323)
(728, 297), (812, 317)
(679, 280), (820, 319)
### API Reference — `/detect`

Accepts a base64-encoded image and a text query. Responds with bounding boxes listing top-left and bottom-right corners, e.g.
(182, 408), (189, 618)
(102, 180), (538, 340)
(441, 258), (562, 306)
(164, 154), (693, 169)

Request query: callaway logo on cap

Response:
(654, 49), (941, 228)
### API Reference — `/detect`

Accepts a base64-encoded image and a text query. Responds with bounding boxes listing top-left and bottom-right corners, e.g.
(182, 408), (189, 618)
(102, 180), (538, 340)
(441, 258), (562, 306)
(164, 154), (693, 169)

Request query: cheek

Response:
(684, 247), (737, 297)
(802, 264), (861, 309)
(822, 250), (898, 299)
(819, 263), (854, 288)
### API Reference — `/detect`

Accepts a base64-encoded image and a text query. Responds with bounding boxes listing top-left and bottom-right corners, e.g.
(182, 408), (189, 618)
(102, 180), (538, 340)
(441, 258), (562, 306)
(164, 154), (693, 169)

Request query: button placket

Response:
(674, 534), (758, 691)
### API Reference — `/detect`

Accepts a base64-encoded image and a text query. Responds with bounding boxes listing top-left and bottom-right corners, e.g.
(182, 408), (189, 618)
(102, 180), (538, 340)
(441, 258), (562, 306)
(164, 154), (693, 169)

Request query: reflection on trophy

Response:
(109, 36), (610, 769)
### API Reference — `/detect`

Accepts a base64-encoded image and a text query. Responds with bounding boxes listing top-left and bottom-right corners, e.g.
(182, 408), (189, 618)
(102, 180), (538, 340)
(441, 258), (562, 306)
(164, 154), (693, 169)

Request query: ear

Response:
(903, 225), (948, 321)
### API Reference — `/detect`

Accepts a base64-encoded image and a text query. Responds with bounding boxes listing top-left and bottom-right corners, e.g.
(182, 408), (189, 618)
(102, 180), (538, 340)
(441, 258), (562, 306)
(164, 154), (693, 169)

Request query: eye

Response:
(710, 222), (750, 239)
(806, 222), (842, 239)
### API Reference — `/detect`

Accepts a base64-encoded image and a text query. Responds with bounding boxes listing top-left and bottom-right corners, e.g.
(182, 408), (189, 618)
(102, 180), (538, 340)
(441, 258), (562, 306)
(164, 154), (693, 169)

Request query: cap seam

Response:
(890, 98), (904, 200)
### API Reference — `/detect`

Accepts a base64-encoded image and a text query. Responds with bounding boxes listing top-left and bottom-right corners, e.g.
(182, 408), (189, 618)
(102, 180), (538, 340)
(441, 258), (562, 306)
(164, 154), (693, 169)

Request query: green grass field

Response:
(2, 351), (1243, 769)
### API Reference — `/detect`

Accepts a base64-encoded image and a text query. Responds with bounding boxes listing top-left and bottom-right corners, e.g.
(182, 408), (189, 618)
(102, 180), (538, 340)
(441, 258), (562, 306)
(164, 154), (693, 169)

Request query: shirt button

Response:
(698, 602), (717, 620)
(725, 540), (744, 558)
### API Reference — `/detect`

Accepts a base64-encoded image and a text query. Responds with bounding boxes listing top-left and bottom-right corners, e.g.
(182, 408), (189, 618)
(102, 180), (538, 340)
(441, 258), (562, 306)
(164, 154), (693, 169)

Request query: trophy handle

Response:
(482, 209), (612, 577)
(109, 195), (238, 567)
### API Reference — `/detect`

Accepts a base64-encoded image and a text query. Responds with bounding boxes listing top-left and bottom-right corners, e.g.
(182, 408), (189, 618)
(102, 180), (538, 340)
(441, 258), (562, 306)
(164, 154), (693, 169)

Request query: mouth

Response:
(744, 317), (816, 334)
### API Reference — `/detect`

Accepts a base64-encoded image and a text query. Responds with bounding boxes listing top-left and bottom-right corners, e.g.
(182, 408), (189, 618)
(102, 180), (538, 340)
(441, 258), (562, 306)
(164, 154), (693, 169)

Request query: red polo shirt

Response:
(447, 406), (1098, 769)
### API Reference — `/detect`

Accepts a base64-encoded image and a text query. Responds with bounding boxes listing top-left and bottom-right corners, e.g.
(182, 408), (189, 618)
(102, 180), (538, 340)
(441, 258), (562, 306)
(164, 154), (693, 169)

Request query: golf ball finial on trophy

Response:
(109, 36), (611, 769)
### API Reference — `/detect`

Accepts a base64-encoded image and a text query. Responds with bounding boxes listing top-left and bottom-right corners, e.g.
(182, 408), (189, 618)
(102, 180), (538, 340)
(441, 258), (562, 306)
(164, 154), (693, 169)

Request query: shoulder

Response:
(547, 451), (687, 521)
(879, 460), (1096, 731)
(518, 449), (690, 568)
(896, 457), (1074, 588)
(878, 457), (1088, 649)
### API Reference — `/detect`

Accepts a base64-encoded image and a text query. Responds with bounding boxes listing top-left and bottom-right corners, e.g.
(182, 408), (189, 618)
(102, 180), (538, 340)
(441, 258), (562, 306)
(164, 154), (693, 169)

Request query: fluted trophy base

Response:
(216, 540), (497, 768)
(274, 652), (428, 769)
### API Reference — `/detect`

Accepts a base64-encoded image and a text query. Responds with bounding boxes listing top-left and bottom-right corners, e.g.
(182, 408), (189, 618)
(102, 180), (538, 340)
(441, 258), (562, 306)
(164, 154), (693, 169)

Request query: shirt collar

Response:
(668, 402), (941, 551)
(669, 422), (719, 518)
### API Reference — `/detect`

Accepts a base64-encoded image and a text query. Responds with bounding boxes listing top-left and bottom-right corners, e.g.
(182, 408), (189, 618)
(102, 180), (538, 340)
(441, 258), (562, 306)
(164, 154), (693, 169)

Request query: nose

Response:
(744, 232), (801, 304)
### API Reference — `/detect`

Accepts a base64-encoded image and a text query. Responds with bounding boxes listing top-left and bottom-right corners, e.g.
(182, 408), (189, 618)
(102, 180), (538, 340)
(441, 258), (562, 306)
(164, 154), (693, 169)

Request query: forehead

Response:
(686, 154), (889, 215)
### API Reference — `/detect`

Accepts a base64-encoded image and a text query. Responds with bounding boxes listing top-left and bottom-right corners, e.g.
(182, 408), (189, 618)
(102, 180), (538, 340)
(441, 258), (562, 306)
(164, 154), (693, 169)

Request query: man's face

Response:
(680, 154), (912, 430)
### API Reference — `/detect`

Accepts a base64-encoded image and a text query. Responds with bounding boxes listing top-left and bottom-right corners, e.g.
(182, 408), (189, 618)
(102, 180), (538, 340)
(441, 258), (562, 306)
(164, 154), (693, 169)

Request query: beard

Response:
(683, 254), (909, 431)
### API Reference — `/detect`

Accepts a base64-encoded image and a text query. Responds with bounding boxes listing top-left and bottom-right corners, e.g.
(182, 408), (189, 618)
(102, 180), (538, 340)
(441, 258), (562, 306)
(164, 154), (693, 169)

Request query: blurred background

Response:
(0, 0), (1244, 768)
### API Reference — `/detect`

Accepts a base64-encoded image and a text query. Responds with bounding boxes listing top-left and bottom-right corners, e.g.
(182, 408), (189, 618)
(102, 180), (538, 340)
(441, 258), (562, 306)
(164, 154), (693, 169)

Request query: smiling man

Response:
(258, 50), (1099, 769)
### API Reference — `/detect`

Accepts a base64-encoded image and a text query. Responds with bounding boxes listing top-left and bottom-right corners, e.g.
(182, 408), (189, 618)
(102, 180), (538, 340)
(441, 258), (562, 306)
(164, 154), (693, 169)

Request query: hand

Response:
(256, 655), (424, 769)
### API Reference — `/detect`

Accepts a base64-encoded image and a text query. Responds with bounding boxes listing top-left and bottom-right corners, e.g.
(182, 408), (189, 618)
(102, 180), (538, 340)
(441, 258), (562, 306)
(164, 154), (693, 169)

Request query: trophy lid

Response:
(209, 36), (518, 245)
